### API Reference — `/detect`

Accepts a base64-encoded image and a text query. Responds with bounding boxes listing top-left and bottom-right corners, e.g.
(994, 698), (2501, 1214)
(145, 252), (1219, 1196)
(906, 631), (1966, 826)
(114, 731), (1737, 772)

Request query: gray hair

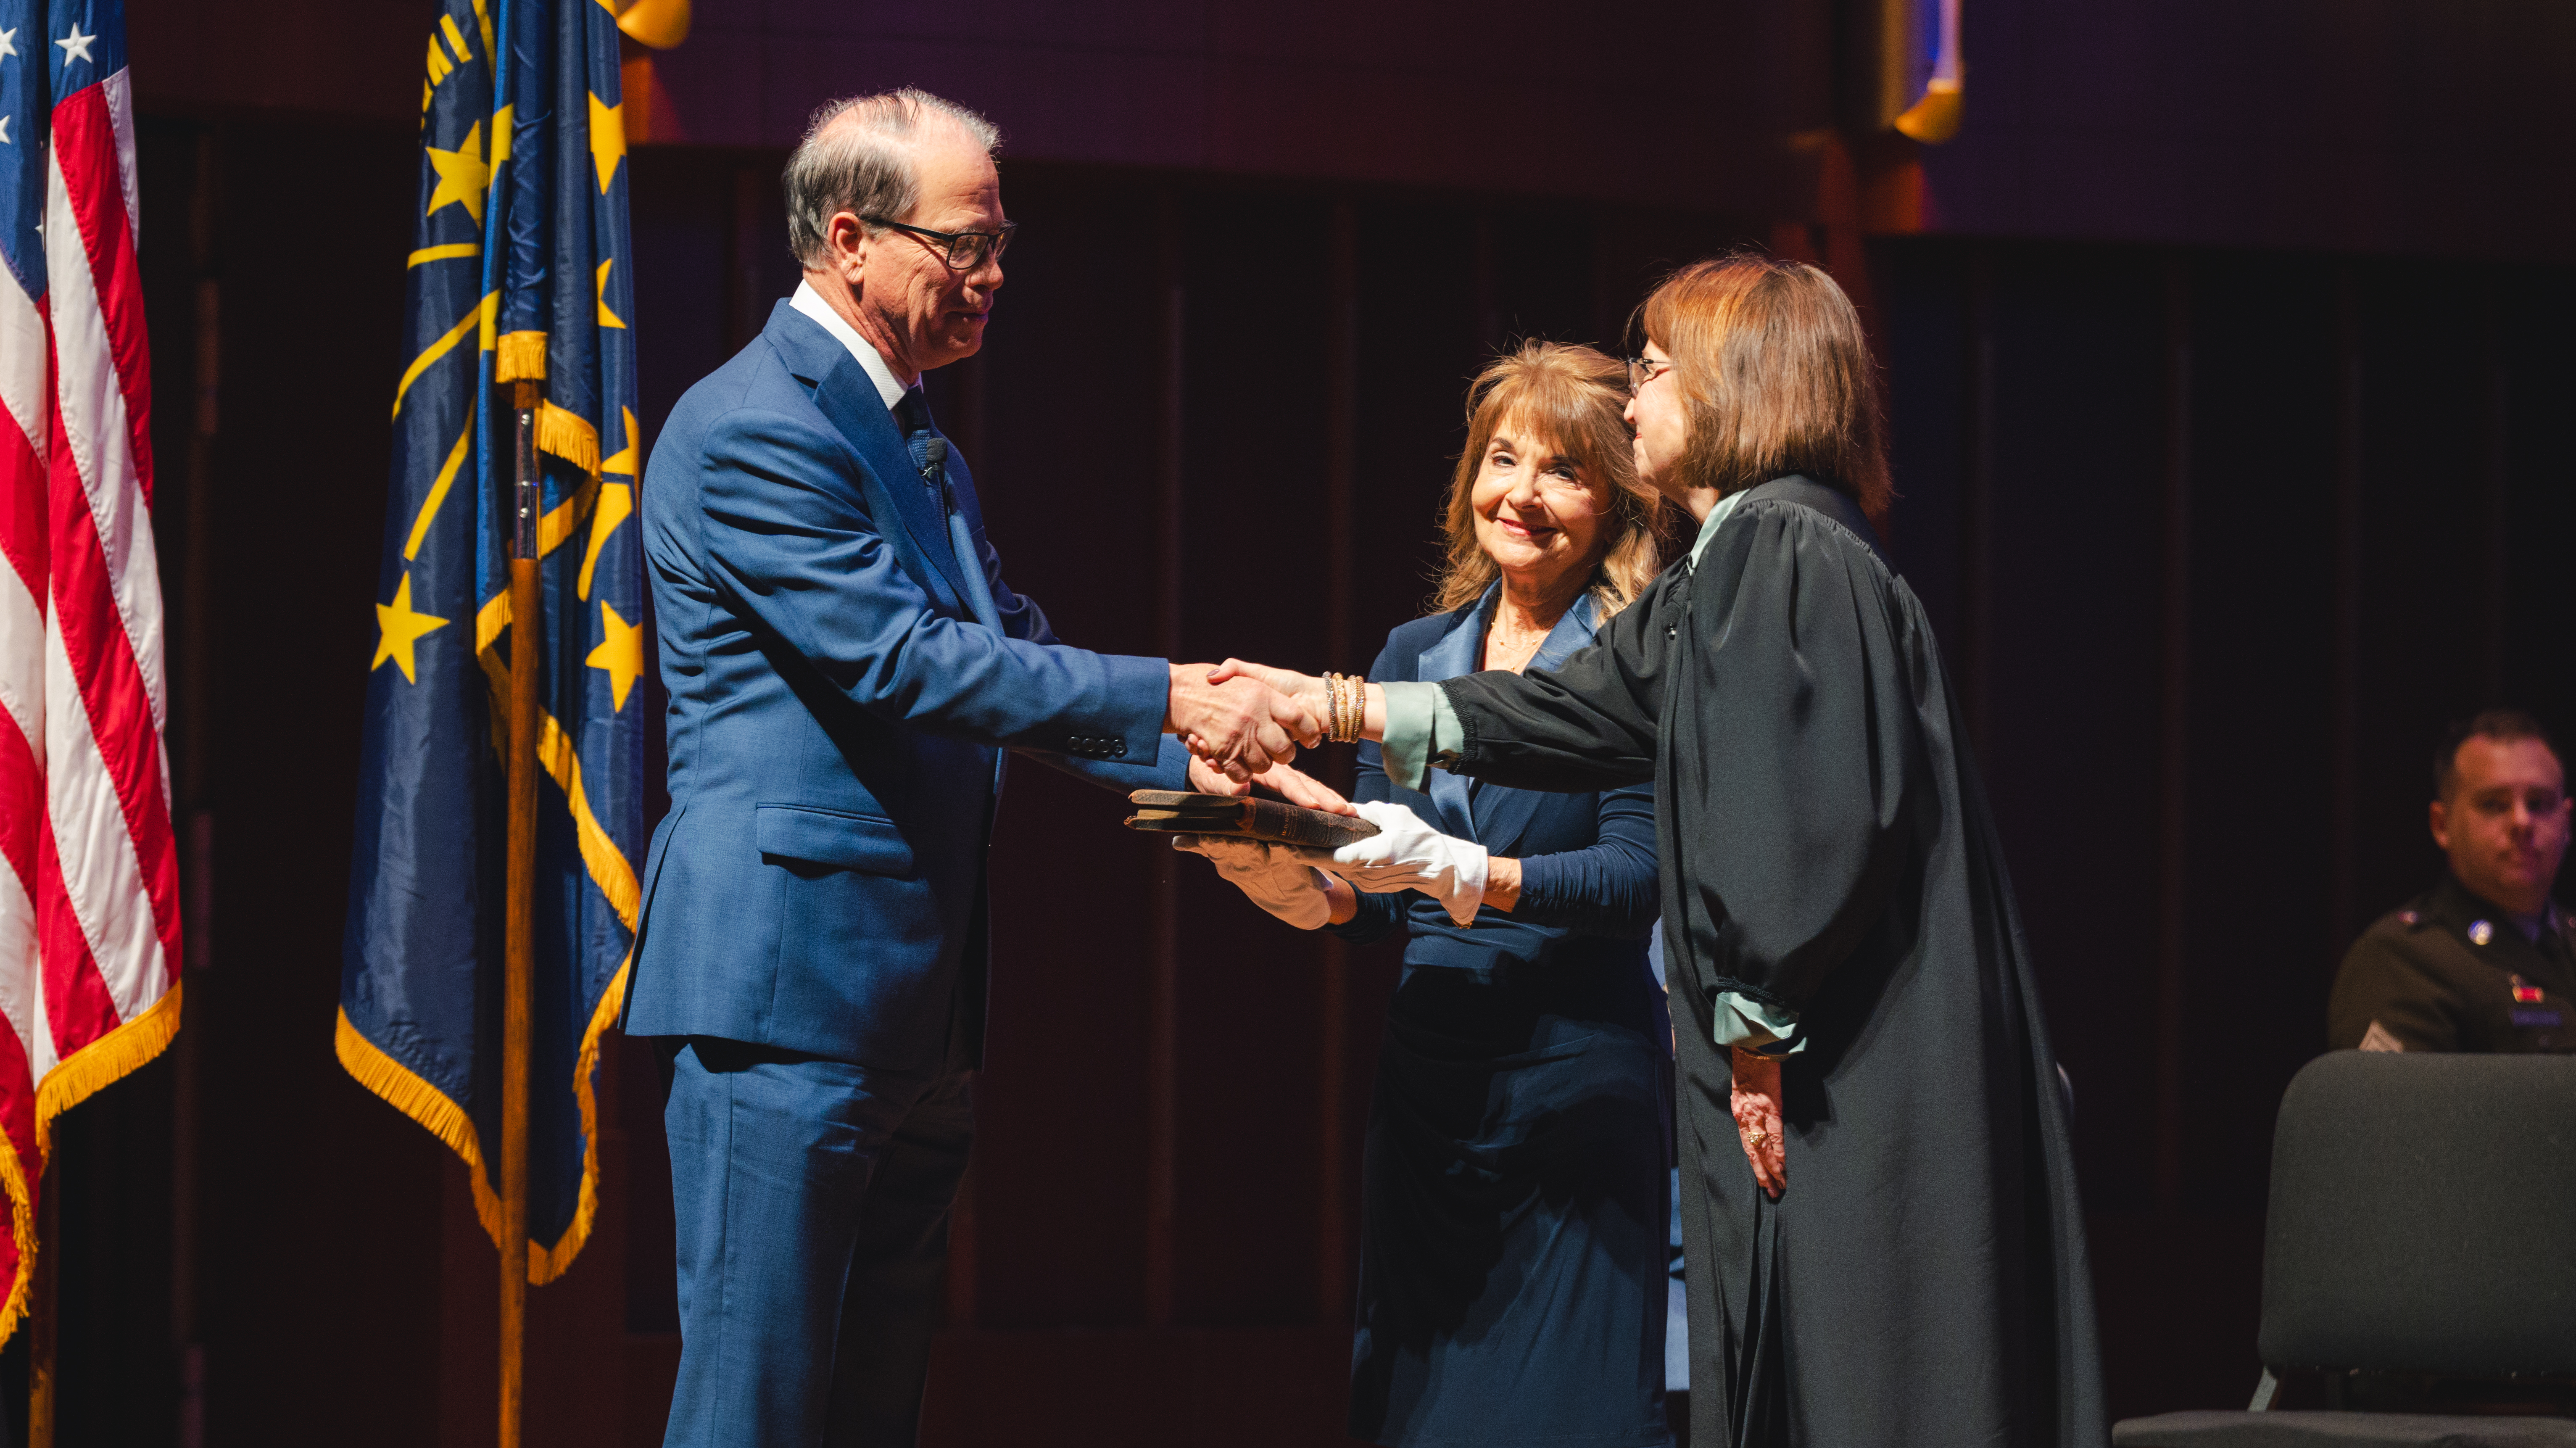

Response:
(783, 88), (1001, 266)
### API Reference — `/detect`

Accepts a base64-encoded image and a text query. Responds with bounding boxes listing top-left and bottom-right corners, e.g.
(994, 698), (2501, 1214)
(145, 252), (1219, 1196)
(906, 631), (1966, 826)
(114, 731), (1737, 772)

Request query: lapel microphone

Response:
(919, 436), (948, 484)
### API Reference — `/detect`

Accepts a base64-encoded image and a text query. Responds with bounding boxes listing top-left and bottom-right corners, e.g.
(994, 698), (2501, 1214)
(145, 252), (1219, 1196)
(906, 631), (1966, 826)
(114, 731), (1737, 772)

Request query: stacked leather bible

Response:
(1123, 791), (1380, 849)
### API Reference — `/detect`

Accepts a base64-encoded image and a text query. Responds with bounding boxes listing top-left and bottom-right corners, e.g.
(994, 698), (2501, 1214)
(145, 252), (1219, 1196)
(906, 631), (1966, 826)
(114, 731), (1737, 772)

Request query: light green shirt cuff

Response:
(1687, 487), (1751, 571)
(1712, 992), (1804, 1055)
(1377, 680), (1461, 794)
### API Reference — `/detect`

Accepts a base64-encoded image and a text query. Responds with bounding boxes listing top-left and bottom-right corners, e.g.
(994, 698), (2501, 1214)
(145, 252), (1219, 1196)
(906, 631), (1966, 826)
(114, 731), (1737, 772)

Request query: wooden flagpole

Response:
(28, 1165), (55, 1447)
(499, 375), (543, 1448)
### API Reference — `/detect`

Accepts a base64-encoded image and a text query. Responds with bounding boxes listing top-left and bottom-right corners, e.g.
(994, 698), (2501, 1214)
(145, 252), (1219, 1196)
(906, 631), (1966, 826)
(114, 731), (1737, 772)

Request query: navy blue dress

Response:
(1329, 587), (1673, 1448)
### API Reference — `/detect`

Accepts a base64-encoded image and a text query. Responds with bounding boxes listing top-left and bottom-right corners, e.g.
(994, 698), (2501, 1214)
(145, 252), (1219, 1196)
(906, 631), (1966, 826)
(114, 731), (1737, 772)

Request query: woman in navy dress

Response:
(1179, 342), (1675, 1448)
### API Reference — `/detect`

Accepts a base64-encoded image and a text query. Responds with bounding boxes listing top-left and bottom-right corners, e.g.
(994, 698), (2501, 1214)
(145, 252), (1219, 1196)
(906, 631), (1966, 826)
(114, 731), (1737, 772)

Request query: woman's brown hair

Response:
(1635, 253), (1891, 520)
(1429, 341), (1671, 620)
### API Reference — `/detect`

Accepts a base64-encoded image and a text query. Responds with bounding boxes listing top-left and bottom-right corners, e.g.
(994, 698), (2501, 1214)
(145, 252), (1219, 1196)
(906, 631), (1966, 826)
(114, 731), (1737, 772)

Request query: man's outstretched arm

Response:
(699, 406), (1319, 775)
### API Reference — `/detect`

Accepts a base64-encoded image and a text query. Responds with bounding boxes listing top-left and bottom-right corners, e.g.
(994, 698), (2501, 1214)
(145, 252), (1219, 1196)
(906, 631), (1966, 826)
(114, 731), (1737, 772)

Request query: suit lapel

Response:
(1415, 592), (1489, 838)
(1470, 593), (1601, 856)
(765, 304), (975, 610)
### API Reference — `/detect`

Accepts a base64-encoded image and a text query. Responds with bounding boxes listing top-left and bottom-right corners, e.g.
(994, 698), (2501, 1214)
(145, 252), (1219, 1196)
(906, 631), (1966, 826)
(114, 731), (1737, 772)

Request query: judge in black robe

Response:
(1427, 472), (2102, 1447)
(1217, 258), (2104, 1447)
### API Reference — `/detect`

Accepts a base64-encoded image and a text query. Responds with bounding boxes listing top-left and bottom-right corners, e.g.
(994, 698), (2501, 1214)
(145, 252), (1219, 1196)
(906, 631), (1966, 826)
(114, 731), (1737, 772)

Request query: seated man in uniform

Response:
(2330, 709), (2575, 1053)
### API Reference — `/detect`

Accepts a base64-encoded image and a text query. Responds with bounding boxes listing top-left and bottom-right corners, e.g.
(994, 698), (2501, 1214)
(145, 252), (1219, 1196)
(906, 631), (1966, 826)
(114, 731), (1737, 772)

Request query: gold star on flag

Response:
(596, 258), (626, 329)
(600, 406), (641, 478)
(372, 572), (449, 683)
(588, 92), (626, 195)
(586, 600), (645, 711)
(424, 119), (491, 224)
(579, 478), (632, 600)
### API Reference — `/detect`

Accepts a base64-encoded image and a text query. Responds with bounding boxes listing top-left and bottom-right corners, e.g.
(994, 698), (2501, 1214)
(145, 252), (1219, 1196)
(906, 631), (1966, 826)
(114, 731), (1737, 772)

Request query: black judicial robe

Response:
(1435, 476), (2105, 1448)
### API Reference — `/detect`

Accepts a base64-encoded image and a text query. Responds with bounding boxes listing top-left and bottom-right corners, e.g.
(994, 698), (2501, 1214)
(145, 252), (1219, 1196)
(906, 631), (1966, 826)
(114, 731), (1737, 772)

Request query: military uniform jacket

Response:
(2329, 873), (2576, 1054)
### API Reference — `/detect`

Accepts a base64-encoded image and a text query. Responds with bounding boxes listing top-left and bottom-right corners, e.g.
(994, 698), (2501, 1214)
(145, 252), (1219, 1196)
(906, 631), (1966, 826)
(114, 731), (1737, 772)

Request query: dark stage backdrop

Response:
(31, 120), (2575, 1447)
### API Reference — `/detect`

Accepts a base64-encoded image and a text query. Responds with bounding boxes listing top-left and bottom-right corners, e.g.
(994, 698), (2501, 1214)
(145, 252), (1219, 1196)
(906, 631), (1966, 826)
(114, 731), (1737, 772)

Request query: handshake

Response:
(1160, 658), (1488, 937)
(1162, 659), (1361, 781)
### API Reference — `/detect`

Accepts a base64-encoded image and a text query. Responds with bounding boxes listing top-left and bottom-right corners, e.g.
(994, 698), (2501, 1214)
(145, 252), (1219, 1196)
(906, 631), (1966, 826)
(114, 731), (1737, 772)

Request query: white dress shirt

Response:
(789, 278), (910, 411)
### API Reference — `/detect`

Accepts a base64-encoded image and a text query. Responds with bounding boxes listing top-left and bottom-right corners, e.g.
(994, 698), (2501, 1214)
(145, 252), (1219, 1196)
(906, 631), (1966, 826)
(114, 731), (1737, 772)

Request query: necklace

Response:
(1484, 611), (1559, 674)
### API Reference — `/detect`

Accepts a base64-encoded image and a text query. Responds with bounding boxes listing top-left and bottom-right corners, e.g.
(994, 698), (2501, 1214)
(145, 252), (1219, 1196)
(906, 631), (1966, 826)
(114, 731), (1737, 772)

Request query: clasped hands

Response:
(1165, 662), (1321, 781)
(1163, 660), (1358, 781)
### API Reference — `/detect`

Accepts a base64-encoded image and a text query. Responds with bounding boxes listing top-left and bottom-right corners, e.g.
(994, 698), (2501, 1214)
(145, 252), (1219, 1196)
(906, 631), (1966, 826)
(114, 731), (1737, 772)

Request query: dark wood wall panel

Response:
(2177, 257), (2341, 1205)
(1166, 190), (1339, 1329)
(2496, 270), (2576, 753)
(2348, 275), (2495, 929)
(1975, 247), (2169, 1215)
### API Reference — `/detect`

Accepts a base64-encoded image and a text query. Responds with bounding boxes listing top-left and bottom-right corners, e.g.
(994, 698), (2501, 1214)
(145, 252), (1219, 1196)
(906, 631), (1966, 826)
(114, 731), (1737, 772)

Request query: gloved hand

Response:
(1172, 835), (1334, 931)
(1295, 800), (1487, 928)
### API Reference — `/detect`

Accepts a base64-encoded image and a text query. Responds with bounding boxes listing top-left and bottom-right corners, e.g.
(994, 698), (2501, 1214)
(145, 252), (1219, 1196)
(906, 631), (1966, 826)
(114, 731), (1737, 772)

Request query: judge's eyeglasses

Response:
(1625, 355), (1672, 396)
(864, 217), (1017, 272)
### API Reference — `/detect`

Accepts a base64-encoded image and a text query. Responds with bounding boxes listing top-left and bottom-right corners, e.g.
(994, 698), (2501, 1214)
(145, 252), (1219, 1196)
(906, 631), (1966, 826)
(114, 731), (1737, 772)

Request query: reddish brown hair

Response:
(1635, 254), (1892, 520)
(1430, 341), (1672, 619)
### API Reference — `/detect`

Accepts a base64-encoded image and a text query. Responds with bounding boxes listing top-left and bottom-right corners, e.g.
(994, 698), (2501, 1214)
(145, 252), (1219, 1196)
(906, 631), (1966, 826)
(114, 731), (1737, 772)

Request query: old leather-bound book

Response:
(1123, 791), (1381, 850)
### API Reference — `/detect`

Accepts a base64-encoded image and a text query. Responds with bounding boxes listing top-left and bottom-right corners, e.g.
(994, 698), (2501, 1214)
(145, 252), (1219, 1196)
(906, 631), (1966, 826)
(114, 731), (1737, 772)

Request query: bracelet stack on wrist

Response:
(1323, 673), (1364, 744)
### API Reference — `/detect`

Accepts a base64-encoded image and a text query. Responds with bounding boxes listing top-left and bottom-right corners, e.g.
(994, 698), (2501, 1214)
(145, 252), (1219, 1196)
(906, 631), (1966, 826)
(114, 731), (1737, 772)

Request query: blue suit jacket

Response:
(627, 302), (1188, 1068)
(1328, 588), (1659, 976)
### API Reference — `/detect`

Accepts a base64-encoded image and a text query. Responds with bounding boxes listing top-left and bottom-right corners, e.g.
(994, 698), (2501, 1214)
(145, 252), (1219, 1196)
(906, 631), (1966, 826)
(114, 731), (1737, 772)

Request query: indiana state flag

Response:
(340, 0), (642, 1283)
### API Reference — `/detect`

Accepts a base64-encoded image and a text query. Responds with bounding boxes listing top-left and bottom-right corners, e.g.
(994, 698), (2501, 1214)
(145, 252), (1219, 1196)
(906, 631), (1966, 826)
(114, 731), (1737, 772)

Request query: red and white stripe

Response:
(0, 47), (178, 1332)
(41, 64), (176, 1055)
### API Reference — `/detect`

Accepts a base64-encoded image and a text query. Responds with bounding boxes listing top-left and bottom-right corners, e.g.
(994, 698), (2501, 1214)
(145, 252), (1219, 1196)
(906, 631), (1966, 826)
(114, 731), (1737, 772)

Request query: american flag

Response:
(0, 0), (180, 1343)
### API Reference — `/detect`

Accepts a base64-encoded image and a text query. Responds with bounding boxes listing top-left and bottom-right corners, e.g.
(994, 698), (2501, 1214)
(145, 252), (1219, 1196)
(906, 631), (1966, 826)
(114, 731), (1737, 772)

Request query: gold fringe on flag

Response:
(495, 329), (548, 382)
(0, 984), (186, 1345)
(335, 960), (627, 1286)
(536, 401), (599, 475)
(0, 1110), (35, 1345)
(36, 984), (184, 1155)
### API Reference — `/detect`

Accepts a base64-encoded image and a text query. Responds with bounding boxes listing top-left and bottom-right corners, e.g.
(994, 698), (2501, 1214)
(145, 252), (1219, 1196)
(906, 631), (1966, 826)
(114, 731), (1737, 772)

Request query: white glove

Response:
(1295, 800), (1487, 928)
(1172, 835), (1334, 931)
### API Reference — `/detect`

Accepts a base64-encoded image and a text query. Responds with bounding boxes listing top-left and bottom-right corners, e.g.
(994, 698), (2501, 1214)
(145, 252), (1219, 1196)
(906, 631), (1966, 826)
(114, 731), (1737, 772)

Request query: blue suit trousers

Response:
(662, 1035), (974, 1447)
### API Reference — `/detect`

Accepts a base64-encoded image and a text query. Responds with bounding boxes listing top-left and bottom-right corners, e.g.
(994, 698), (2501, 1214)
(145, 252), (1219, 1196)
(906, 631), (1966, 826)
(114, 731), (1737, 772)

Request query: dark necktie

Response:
(894, 388), (1000, 630)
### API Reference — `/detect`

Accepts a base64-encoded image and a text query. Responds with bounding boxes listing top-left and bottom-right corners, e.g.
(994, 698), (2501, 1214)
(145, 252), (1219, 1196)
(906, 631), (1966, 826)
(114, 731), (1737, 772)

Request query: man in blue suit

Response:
(629, 88), (1317, 1445)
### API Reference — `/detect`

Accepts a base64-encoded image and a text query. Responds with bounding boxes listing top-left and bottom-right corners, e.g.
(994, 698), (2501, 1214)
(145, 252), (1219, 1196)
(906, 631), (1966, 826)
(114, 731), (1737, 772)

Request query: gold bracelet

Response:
(1326, 673), (1348, 744)
(1328, 673), (1359, 744)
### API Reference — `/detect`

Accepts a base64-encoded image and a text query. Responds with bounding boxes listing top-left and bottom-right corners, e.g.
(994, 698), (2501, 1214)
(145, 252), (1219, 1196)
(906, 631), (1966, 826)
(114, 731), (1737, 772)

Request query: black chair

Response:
(2114, 1052), (2576, 1448)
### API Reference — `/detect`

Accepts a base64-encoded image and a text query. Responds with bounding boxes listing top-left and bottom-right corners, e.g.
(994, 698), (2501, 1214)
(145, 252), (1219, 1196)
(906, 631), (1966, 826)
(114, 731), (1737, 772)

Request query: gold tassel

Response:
(496, 330), (548, 382)
(535, 401), (599, 475)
